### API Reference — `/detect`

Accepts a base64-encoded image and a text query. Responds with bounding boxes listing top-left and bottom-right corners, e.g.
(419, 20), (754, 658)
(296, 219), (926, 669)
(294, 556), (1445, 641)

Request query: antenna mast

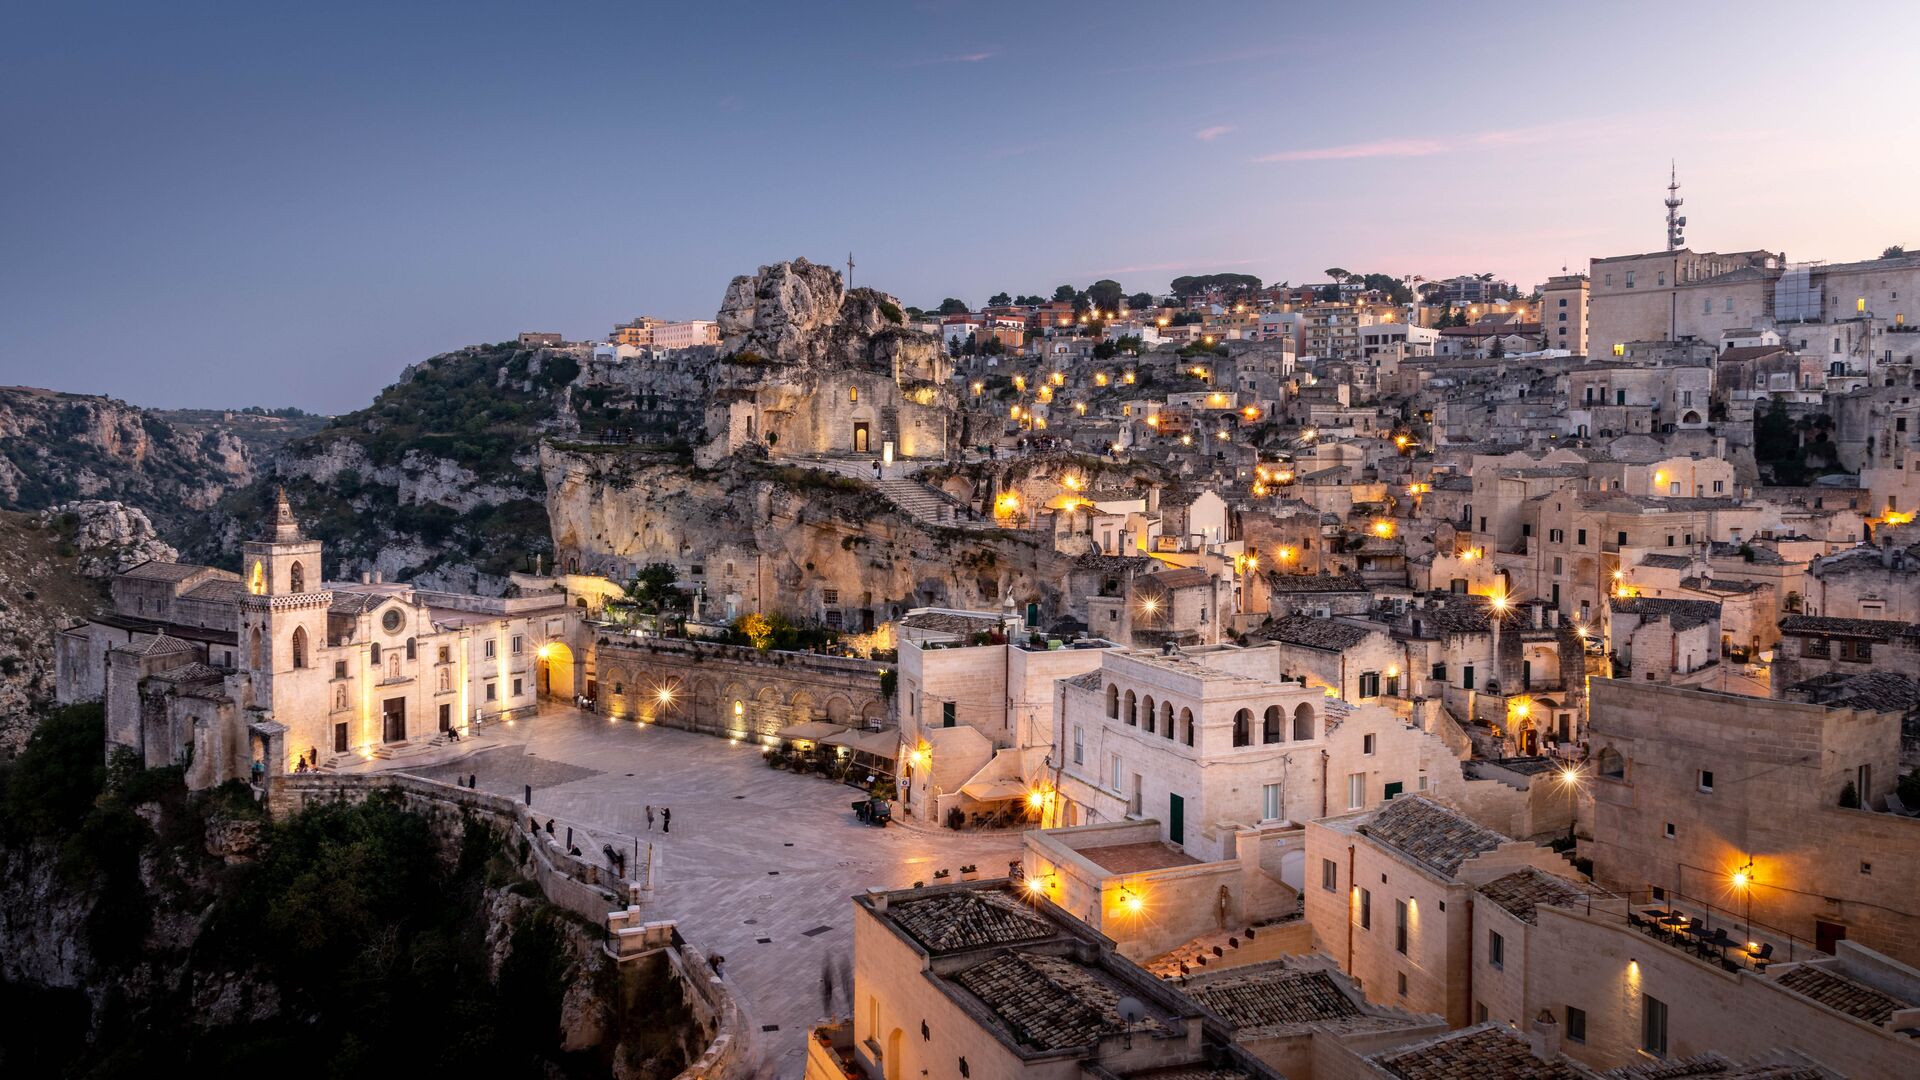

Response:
(1665, 163), (1687, 251)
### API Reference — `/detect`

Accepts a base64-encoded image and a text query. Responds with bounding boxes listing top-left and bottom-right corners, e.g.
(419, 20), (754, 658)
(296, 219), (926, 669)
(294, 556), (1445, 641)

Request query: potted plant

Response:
(933, 868), (951, 881)
(959, 864), (980, 881)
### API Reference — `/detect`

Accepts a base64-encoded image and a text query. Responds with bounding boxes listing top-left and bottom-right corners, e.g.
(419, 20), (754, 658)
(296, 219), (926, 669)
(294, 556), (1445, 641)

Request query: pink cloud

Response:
(1255, 138), (1447, 163)
(1194, 125), (1234, 142)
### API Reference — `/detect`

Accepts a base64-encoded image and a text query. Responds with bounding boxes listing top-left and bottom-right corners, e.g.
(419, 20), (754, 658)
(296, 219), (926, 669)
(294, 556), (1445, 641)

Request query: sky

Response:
(3, 1), (1917, 413)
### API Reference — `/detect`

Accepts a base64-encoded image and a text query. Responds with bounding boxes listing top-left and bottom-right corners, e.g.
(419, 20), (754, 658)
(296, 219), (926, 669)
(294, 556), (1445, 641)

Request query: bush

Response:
(0, 702), (107, 839)
(1840, 780), (1861, 809)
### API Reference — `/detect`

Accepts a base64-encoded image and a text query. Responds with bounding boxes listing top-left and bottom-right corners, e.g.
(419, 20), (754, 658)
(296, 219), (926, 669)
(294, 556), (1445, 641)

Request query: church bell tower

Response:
(238, 489), (332, 762)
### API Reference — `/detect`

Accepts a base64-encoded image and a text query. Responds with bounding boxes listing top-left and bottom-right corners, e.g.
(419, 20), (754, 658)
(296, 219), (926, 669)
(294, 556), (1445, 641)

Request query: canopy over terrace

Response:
(820, 727), (901, 780)
(776, 720), (847, 747)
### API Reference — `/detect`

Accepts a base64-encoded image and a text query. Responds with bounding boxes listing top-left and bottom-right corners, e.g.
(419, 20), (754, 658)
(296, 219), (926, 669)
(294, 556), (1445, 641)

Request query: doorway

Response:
(853, 422), (870, 454)
(382, 697), (407, 743)
(333, 721), (348, 754)
(439, 703), (452, 733)
(1169, 792), (1185, 846)
(1816, 920), (1848, 954)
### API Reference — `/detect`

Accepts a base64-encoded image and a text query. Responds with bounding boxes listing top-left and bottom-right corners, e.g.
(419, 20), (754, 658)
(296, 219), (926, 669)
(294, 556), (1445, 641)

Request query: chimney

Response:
(866, 887), (889, 913)
(374, 571), (384, 584)
(1528, 1010), (1562, 1062)
(360, 572), (371, 584)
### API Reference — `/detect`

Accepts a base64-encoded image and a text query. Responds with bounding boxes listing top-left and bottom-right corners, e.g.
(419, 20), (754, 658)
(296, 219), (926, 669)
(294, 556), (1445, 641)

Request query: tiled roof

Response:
(1609, 596), (1720, 631)
(1268, 571), (1370, 593)
(1145, 567), (1213, 591)
(181, 578), (249, 604)
(129, 633), (195, 658)
(1372, 1025), (1583, 1079)
(1639, 553), (1694, 570)
(886, 887), (1055, 953)
(953, 950), (1167, 1050)
(1422, 600), (1493, 634)
(1262, 615), (1375, 652)
(150, 662), (225, 684)
(1184, 968), (1362, 1032)
(1799, 670), (1920, 714)
(1773, 965), (1907, 1026)
(1064, 670), (1105, 691)
(329, 592), (386, 615)
(1709, 541), (1785, 565)
(1477, 868), (1590, 925)
(1601, 1052), (1823, 1079)
(1359, 795), (1508, 879)
(1717, 346), (1790, 363)
(119, 560), (214, 583)
(1778, 615), (1915, 639)
(900, 611), (1004, 635)
(1678, 577), (1764, 595)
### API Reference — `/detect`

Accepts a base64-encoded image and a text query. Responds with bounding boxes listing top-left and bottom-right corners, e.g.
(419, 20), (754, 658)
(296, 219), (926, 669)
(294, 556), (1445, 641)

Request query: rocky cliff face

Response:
(716, 257), (943, 379)
(0, 511), (109, 753)
(0, 388), (319, 540)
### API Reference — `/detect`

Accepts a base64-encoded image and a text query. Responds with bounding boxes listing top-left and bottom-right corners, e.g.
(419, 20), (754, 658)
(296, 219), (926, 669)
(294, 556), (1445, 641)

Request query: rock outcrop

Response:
(715, 257), (942, 377)
(0, 510), (109, 750)
(40, 500), (179, 578)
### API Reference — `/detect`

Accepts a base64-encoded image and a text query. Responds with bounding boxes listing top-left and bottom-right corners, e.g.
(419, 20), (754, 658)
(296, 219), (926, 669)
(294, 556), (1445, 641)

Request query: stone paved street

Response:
(413, 707), (1026, 1079)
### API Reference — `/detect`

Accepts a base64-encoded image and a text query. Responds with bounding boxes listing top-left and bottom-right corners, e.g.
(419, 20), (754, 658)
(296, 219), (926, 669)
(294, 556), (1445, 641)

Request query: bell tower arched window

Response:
(289, 561), (304, 593)
(291, 626), (308, 669)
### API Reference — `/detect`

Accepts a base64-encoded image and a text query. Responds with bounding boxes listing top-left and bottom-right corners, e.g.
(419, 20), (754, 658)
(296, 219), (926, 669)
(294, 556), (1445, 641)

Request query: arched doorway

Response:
(537, 642), (575, 700)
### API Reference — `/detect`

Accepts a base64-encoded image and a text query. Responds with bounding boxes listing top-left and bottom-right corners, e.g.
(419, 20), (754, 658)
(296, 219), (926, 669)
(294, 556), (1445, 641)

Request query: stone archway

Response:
(538, 642), (576, 700)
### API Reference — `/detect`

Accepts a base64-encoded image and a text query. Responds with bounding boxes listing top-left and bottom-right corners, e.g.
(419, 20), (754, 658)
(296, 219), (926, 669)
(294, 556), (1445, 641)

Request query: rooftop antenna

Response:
(1116, 996), (1149, 1050)
(1665, 162), (1687, 251)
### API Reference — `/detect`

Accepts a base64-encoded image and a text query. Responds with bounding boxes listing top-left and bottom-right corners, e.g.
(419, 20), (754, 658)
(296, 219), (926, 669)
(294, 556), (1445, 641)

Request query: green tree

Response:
(1885, 245), (1907, 259)
(937, 298), (970, 315)
(1087, 279), (1126, 313)
(1323, 267), (1350, 283)
(1127, 291), (1154, 310)
(1052, 284), (1079, 302)
(1754, 397), (1807, 485)
(987, 292), (1011, 306)
(1489, 336), (1506, 358)
(736, 612), (773, 650)
(626, 562), (680, 609)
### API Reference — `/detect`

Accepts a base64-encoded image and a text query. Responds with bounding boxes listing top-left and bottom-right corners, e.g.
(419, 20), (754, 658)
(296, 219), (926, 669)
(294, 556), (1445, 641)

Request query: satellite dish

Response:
(1116, 996), (1149, 1025)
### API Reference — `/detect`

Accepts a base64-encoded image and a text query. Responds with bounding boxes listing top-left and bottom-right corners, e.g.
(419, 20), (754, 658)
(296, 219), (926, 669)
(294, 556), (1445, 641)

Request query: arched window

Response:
(1160, 701), (1174, 736)
(249, 626), (262, 669)
(1263, 705), (1283, 744)
(405, 637), (416, 661)
(1179, 707), (1193, 745)
(289, 561), (304, 593)
(1598, 746), (1626, 779)
(370, 642), (381, 664)
(1106, 684), (1119, 719)
(1123, 690), (1136, 726)
(291, 626), (307, 669)
(1142, 696), (1156, 734)
(1292, 703), (1315, 741)
(1232, 708), (1253, 747)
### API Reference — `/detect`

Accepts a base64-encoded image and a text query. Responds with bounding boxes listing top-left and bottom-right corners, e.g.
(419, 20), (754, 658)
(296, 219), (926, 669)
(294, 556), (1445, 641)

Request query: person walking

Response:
(645, 805), (655, 831)
(661, 806), (671, 834)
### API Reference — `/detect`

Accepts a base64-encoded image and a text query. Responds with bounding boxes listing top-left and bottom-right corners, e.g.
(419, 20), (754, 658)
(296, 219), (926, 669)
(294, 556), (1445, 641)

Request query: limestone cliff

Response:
(0, 387), (318, 539)
(0, 510), (110, 753)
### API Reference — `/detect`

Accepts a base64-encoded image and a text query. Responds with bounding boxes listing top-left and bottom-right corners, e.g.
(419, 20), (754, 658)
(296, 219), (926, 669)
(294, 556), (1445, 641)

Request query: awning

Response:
(959, 777), (1030, 802)
(777, 721), (848, 743)
(821, 728), (900, 760)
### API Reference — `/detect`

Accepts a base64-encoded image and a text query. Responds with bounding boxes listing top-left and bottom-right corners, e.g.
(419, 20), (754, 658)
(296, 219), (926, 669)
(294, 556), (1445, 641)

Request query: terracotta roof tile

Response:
(1359, 795), (1508, 879)
(1773, 965), (1908, 1026)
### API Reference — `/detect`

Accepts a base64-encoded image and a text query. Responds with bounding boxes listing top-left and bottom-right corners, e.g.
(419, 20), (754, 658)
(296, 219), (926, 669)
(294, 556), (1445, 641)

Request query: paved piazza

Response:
(412, 706), (1026, 1079)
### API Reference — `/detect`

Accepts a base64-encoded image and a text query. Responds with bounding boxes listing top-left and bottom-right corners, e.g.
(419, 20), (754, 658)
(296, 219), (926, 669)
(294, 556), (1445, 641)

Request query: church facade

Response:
(56, 491), (588, 788)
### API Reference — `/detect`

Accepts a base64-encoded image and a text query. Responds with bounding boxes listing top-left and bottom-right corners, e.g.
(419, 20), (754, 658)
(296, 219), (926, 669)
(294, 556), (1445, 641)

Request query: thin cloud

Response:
(897, 48), (999, 67)
(1256, 138), (1446, 163)
(1084, 257), (1263, 277)
(1195, 125), (1234, 142)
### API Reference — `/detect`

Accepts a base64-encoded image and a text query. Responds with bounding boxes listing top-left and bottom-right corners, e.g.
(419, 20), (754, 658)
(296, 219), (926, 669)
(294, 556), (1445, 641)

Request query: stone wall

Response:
(593, 635), (886, 740)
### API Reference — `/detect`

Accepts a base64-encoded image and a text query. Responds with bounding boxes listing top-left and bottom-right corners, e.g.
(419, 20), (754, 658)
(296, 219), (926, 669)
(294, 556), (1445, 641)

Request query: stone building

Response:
(1583, 678), (1920, 966)
(56, 491), (585, 786)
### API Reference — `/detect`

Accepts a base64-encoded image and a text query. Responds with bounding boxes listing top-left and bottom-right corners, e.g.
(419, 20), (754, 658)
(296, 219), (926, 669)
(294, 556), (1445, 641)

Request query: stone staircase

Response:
(782, 455), (990, 529)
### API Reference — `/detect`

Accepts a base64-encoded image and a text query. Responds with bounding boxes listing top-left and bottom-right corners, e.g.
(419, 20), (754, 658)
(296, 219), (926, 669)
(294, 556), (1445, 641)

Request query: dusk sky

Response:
(4, 1), (1917, 412)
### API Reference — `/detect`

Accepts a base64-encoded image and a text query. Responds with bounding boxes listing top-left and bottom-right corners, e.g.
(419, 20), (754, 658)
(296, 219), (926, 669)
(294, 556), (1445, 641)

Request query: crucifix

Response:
(846, 251), (855, 289)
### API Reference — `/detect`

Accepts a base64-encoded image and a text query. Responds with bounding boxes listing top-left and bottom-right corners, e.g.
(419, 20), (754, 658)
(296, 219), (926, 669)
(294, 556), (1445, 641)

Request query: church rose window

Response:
(383, 609), (403, 634)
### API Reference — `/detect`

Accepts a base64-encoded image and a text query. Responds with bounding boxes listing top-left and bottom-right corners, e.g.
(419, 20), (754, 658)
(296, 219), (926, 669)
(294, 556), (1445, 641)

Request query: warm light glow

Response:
(1050, 371), (1064, 386)
(1878, 508), (1915, 526)
(656, 687), (674, 706)
(1026, 876), (1046, 894)
(1074, 402), (1087, 415)
(1123, 371), (1136, 384)
(1027, 789), (1047, 809)
(971, 380), (984, 395)
(1180, 434), (1193, 446)
(1301, 428), (1317, 440)
(994, 492), (1022, 517)
(1062, 473), (1084, 490)
(1139, 597), (1161, 615)
(1277, 546), (1295, 561)
(1242, 406), (1260, 420)
(1612, 569), (1625, 580)
(908, 747), (929, 767)
(1731, 870), (1750, 889)
(1095, 372), (1109, 386)
(1394, 434), (1410, 447)
(537, 644), (554, 660)
(1489, 592), (1509, 612)
(1509, 697), (1531, 719)
(1252, 482), (1269, 496)
(1013, 375), (1026, 391)
(1372, 520), (1395, 538)
(1215, 430), (1230, 441)
(1146, 414), (1161, 428)
(1157, 317), (1170, 327)
(1560, 766), (1582, 785)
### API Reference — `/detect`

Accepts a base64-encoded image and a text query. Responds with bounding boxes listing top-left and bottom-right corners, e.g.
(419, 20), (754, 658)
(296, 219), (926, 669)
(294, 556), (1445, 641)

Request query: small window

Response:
(334, 660), (347, 679)
(1477, 1002), (1489, 1023)
(1462, 665), (1475, 691)
(1698, 770), (1714, 793)
(1347, 772), (1365, 809)
(512, 677), (522, 697)
(438, 645), (450, 664)
(1567, 1006), (1586, 1043)
(1397, 971), (1408, 996)
(1643, 994), (1669, 1057)
(941, 701), (957, 727)
(1665, 822), (1677, 839)
(1489, 929), (1505, 969)
(511, 635), (524, 655)
(1363, 733), (1376, 756)
(1577, 528), (1587, 545)
(1262, 783), (1281, 821)
(484, 640), (496, 659)
(486, 682), (497, 701)
(1395, 899), (1409, 954)
(1322, 858), (1339, 892)
(1359, 887), (1372, 929)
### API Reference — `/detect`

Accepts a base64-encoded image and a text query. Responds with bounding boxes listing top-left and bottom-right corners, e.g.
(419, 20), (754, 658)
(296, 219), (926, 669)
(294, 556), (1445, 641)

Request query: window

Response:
(1577, 529), (1587, 545)
(291, 626), (308, 669)
(1395, 899), (1409, 954)
(1642, 994), (1668, 1057)
(1549, 529), (1563, 543)
(1073, 725), (1084, 765)
(1489, 929), (1505, 969)
(1359, 887), (1372, 929)
(1618, 530), (1628, 546)
(849, 386), (858, 403)
(1363, 733), (1376, 756)
(1359, 671), (1380, 698)
(1477, 1002), (1489, 1024)
(512, 677), (522, 697)
(1801, 636), (1830, 658)
(1110, 753), (1122, 790)
(1262, 783), (1281, 821)
(1566, 1006), (1586, 1043)
(1841, 639), (1874, 662)
(941, 701), (956, 727)
(1665, 822), (1676, 839)
(484, 640), (496, 659)
(511, 635), (524, 655)
(369, 642), (381, 664)
(1698, 769), (1714, 793)
(438, 645), (450, 664)
(486, 682), (497, 701)
(1669, 482), (1681, 496)
(824, 588), (839, 605)
(1347, 772), (1365, 809)
(1626, 271), (1635, 288)
(1322, 858), (1338, 891)
(405, 637), (416, 661)
(334, 660), (347, 679)
(1712, 480), (1724, 493)
(1462, 665), (1475, 690)
(1397, 971), (1407, 996)
(1431, 662), (1446, 681)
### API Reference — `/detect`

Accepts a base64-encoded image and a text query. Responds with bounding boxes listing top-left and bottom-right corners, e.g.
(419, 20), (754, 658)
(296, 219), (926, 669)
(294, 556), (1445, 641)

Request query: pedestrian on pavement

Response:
(645, 805), (655, 831)
(661, 806), (671, 833)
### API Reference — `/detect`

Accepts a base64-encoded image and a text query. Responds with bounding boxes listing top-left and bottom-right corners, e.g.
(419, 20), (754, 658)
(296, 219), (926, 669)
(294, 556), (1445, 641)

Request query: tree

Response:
(1014, 294), (1045, 306)
(987, 292), (1011, 306)
(736, 612), (773, 650)
(1754, 397), (1806, 485)
(1087, 279), (1125, 313)
(1093, 339), (1119, 360)
(1323, 267), (1351, 283)
(937, 298), (970, 315)
(1489, 336), (1506, 358)
(1318, 284), (1341, 302)
(1052, 284), (1079, 302)
(626, 563), (680, 610)
(1885, 245), (1908, 259)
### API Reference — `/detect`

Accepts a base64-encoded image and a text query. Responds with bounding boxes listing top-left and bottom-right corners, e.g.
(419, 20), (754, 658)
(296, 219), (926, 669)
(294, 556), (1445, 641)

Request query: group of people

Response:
(573, 694), (598, 712)
(644, 804), (671, 833)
